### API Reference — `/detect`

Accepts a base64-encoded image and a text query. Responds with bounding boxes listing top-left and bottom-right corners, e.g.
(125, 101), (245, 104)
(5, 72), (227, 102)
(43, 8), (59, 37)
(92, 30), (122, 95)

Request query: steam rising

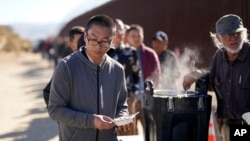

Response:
(160, 47), (202, 91)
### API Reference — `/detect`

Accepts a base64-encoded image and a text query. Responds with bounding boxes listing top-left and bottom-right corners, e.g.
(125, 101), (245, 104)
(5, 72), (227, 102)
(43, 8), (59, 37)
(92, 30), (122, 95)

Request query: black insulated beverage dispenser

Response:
(142, 80), (212, 141)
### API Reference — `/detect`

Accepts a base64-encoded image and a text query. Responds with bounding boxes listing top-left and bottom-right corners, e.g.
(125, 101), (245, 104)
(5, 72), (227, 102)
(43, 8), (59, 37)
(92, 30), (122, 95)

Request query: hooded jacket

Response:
(48, 48), (128, 141)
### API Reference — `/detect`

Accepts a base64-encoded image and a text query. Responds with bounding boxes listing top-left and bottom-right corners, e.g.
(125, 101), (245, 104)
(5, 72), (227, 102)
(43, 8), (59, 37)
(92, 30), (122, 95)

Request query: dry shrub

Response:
(0, 25), (31, 53)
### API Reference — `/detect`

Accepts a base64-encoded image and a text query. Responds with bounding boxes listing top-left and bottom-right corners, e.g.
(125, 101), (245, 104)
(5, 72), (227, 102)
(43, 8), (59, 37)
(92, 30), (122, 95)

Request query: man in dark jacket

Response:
(152, 31), (180, 89)
(107, 19), (139, 135)
(183, 14), (250, 141)
(107, 19), (139, 96)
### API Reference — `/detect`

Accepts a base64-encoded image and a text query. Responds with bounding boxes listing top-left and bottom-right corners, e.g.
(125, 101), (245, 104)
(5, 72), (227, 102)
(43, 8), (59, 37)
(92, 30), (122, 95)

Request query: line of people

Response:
(43, 13), (249, 141)
(35, 26), (85, 68)
(43, 15), (179, 140)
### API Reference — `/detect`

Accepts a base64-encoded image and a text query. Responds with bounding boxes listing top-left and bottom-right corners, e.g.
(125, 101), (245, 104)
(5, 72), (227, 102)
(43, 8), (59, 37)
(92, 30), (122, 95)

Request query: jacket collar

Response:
(237, 42), (249, 62)
(78, 47), (108, 71)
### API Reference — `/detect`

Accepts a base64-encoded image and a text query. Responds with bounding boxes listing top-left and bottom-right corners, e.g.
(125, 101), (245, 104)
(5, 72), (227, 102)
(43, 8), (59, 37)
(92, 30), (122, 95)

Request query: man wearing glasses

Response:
(107, 18), (139, 135)
(48, 14), (131, 141)
(182, 14), (250, 141)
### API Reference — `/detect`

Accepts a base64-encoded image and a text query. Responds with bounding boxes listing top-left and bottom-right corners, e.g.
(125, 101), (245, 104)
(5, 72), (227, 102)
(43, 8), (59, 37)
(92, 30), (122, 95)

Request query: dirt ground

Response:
(0, 52), (58, 141)
(0, 51), (219, 141)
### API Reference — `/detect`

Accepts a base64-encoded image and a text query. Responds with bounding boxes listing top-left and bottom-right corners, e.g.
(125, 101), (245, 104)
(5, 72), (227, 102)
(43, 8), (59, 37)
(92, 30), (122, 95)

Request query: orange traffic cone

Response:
(208, 113), (216, 141)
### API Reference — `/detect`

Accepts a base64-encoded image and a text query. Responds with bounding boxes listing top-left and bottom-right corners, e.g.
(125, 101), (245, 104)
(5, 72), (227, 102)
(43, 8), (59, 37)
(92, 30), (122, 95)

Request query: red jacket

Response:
(140, 44), (161, 87)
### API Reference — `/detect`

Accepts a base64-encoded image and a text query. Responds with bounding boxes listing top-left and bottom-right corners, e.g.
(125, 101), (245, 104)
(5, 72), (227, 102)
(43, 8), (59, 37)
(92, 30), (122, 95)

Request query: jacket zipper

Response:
(96, 65), (100, 141)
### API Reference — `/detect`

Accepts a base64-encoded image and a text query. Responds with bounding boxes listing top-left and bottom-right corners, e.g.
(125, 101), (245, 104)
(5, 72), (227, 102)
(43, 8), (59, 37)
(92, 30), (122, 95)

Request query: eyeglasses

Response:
(221, 32), (242, 40)
(86, 35), (111, 48)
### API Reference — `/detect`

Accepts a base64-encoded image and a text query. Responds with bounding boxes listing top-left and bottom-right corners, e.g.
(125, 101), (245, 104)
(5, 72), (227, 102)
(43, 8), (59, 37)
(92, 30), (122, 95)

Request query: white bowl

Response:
(114, 116), (133, 126)
(114, 112), (139, 126)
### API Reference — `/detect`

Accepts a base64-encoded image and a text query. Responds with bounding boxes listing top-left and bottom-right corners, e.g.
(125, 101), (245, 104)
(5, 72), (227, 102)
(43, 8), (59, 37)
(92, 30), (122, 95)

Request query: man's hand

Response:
(182, 69), (203, 90)
(93, 115), (115, 130)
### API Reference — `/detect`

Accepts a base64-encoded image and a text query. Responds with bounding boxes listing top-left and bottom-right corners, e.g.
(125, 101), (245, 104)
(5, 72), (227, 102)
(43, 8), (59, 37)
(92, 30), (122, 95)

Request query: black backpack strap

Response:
(43, 79), (52, 108)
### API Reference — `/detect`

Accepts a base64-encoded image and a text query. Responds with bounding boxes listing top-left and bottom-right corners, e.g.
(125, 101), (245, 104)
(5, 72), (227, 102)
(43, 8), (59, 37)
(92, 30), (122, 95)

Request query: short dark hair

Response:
(86, 14), (116, 36)
(126, 24), (144, 35)
(68, 26), (85, 41)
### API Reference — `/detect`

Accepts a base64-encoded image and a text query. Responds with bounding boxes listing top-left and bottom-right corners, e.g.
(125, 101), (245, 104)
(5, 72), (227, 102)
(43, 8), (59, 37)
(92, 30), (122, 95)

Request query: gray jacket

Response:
(48, 49), (128, 141)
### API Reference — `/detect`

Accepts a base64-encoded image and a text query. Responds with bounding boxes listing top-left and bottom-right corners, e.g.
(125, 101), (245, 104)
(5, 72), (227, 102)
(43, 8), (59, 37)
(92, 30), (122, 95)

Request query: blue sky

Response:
(0, 0), (110, 25)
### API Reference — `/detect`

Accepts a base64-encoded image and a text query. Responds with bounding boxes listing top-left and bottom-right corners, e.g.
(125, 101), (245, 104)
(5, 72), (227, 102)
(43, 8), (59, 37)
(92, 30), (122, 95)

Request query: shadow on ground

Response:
(0, 117), (58, 141)
(0, 56), (58, 141)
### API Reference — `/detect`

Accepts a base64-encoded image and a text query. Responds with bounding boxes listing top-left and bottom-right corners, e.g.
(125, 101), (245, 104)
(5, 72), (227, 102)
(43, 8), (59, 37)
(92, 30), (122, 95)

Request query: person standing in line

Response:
(107, 18), (140, 135)
(107, 19), (139, 97)
(48, 14), (131, 141)
(126, 24), (161, 91)
(182, 14), (250, 141)
(57, 26), (85, 60)
(123, 24), (131, 46)
(152, 31), (180, 89)
(126, 24), (161, 135)
(43, 26), (85, 107)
